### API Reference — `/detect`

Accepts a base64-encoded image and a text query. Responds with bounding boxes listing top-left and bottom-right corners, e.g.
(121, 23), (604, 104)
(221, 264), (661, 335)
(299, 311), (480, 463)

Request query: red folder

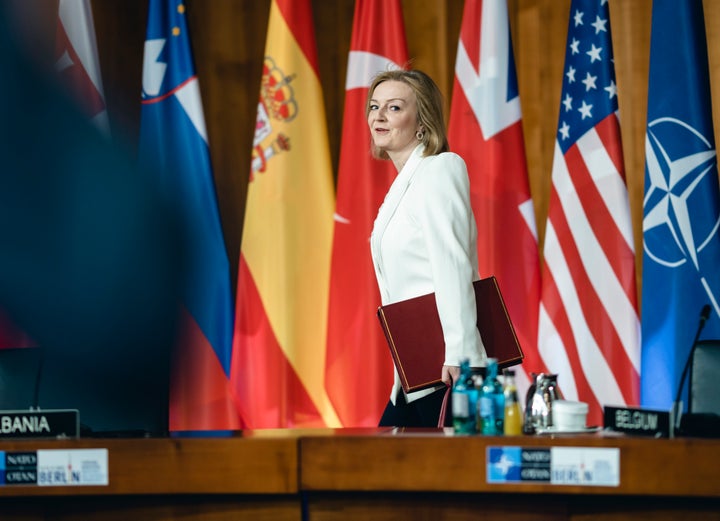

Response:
(377, 276), (524, 393)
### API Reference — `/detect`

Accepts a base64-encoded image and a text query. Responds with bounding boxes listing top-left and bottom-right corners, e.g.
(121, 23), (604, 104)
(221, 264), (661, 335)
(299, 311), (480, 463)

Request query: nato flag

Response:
(641, 0), (720, 411)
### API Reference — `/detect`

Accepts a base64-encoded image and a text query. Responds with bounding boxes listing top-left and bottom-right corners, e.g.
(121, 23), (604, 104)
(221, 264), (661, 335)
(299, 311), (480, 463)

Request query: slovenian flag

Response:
(139, 0), (237, 430)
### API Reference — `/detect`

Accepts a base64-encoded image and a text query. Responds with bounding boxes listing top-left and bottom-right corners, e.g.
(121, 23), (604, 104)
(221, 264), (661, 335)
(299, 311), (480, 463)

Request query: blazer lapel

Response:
(371, 145), (425, 301)
(372, 145), (425, 242)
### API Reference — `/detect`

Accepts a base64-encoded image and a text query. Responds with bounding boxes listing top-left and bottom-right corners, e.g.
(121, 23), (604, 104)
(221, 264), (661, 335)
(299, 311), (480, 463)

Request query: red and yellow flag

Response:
(231, 0), (339, 427)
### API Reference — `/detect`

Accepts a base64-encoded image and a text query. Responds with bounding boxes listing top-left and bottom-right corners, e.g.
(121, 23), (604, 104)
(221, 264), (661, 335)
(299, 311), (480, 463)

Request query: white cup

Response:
(552, 400), (589, 431)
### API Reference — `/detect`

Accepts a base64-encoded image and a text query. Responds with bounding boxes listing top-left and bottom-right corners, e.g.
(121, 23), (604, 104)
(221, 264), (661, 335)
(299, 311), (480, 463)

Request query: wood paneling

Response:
(300, 433), (720, 496)
(0, 435), (301, 519)
(0, 432), (718, 520)
(300, 432), (720, 520)
(0, 436), (299, 496)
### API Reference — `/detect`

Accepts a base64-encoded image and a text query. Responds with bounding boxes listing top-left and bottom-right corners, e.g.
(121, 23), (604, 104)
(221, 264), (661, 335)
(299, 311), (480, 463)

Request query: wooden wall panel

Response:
(513, 0), (571, 264)
(608, 0), (652, 293)
(17, 0), (720, 304)
(188, 1), (271, 278)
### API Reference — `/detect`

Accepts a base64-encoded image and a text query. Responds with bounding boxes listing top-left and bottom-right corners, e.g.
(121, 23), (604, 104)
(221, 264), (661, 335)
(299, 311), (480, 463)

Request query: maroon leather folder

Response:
(377, 276), (524, 393)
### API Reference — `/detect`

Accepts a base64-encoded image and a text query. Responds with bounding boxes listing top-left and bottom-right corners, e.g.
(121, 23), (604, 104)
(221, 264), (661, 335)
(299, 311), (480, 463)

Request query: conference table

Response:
(0, 428), (717, 520)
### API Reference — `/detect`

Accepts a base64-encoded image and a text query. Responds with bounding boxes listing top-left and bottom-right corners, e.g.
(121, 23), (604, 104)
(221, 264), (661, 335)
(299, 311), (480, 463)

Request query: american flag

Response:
(538, 0), (640, 426)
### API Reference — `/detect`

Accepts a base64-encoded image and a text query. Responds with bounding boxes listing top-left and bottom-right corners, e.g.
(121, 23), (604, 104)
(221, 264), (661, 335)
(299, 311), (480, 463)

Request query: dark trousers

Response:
(378, 387), (452, 428)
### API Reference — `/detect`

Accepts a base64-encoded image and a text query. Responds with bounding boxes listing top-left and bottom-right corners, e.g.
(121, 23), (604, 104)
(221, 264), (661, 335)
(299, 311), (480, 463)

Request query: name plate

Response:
(603, 405), (671, 438)
(0, 410), (79, 439)
(0, 449), (108, 486)
(487, 446), (620, 486)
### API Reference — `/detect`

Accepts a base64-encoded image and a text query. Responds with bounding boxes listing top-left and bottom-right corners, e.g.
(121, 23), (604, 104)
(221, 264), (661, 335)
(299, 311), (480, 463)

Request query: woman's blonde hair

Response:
(366, 69), (449, 160)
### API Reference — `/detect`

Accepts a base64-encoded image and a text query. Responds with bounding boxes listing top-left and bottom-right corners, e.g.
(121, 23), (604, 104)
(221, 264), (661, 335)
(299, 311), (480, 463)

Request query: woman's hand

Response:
(442, 365), (460, 387)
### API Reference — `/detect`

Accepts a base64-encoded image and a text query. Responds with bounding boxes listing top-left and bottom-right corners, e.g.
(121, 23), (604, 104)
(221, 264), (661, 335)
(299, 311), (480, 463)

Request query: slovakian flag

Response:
(538, 0), (640, 426)
(324, 0), (410, 427)
(54, 0), (110, 135)
(447, 0), (542, 397)
(139, 0), (238, 431)
(231, 0), (339, 428)
(641, 0), (720, 411)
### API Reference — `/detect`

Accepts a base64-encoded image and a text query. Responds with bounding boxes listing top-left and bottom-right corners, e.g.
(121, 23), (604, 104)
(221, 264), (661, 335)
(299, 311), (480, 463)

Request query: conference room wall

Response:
(22, 0), (720, 307)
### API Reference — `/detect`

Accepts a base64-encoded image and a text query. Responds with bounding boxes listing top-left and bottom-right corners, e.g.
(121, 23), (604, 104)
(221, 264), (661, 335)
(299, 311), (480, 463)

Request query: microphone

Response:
(673, 304), (711, 432)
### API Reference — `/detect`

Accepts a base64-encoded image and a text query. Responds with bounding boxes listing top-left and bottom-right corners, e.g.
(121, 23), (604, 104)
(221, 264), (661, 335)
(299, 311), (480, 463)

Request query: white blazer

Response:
(371, 144), (487, 404)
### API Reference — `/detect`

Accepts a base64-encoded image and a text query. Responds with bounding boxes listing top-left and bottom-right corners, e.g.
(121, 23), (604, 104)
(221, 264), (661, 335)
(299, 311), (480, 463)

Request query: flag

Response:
(0, 0), (113, 351)
(641, 0), (720, 411)
(324, 0), (410, 427)
(55, 0), (110, 135)
(538, 0), (639, 426)
(0, 310), (33, 349)
(447, 0), (542, 398)
(139, 0), (237, 430)
(231, 0), (339, 428)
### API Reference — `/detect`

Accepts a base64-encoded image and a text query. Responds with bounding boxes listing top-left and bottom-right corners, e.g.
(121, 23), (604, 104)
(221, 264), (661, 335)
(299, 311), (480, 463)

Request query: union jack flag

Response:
(448, 0), (541, 400)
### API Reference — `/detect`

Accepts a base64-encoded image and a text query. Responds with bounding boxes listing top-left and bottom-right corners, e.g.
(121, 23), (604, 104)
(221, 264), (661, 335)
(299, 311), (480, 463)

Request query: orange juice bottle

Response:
(503, 370), (523, 435)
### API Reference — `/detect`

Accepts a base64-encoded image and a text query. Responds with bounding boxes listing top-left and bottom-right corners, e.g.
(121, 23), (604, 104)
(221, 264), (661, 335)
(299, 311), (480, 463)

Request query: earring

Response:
(416, 130), (424, 141)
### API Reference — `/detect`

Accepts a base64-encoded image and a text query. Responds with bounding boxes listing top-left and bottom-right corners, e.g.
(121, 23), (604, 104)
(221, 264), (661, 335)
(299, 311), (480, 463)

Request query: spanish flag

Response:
(231, 0), (339, 427)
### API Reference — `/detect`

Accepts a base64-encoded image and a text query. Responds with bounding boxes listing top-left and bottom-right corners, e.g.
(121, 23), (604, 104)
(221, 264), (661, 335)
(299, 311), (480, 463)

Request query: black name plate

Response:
(604, 405), (671, 438)
(0, 410), (79, 439)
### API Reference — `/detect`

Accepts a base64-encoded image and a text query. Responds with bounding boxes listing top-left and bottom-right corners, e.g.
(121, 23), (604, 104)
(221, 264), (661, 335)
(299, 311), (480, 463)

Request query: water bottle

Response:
(479, 358), (504, 435)
(452, 359), (478, 434)
(502, 369), (523, 435)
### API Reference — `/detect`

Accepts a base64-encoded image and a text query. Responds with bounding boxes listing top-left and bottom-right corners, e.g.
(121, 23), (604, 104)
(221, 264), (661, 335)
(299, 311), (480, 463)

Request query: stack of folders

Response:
(377, 276), (524, 393)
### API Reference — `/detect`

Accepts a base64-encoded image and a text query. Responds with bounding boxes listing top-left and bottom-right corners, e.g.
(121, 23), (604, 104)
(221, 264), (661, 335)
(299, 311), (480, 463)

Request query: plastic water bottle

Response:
(479, 358), (504, 435)
(503, 369), (523, 435)
(452, 359), (478, 434)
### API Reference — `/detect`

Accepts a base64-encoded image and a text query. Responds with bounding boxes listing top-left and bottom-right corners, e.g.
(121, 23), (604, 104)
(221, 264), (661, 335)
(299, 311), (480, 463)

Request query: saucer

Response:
(535, 426), (601, 435)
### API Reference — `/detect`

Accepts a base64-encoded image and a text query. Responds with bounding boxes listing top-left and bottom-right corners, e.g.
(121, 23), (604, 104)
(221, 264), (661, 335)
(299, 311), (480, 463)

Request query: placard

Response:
(603, 405), (671, 438)
(487, 446), (620, 487)
(0, 449), (108, 486)
(0, 410), (79, 439)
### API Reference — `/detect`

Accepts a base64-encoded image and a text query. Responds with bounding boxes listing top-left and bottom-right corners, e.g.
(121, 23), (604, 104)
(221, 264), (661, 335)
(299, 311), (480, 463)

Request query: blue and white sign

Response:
(37, 449), (108, 486)
(487, 446), (619, 487)
(0, 449), (108, 486)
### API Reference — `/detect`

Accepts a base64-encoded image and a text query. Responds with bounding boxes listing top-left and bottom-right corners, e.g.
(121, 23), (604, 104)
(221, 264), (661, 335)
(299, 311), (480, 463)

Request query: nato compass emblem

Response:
(643, 117), (720, 309)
